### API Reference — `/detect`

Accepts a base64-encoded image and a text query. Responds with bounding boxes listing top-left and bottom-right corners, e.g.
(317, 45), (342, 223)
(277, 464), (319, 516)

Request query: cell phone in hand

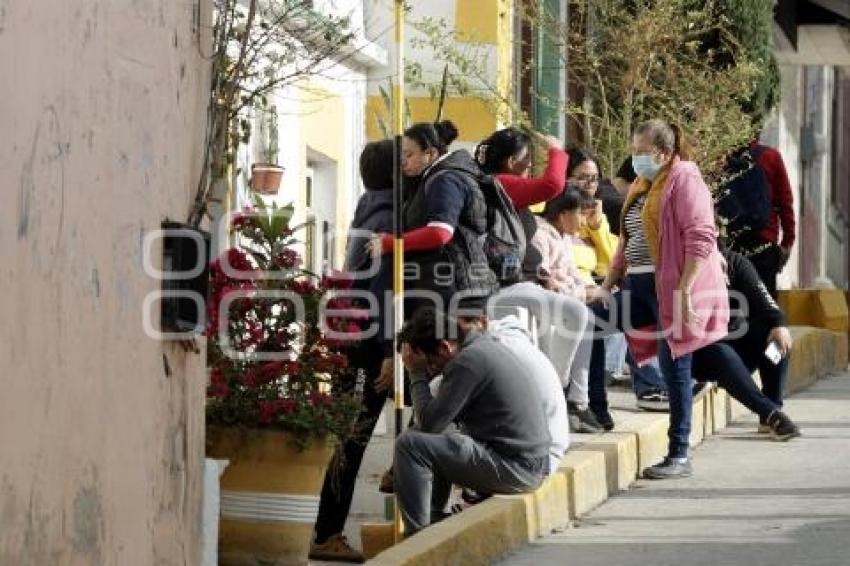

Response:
(765, 341), (783, 365)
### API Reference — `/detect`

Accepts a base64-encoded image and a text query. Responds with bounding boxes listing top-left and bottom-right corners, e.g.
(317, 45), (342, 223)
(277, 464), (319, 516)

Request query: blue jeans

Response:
(589, 272), (693, 459)
(605, 334), (627, 374)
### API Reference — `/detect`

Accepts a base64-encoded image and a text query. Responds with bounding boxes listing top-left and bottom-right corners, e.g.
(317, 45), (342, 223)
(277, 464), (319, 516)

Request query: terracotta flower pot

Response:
(207, 427), (333, 566)
(250, 163), (285, 195)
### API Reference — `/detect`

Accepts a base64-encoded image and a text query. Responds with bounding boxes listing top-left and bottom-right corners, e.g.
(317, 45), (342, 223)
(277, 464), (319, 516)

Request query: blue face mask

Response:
(632, 154), (662, 180)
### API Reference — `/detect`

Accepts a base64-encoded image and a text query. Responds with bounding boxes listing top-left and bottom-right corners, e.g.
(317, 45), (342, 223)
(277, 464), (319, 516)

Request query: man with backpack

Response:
(718, 140), (795, 297)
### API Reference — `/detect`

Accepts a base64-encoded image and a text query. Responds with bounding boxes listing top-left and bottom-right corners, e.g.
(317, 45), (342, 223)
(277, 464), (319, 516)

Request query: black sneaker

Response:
(642, 457), (692, 479)
(590, 406), (615, 431)
(567, 402), (604, 433)
(766, 410), (801, 441)
(461, 488), (492, 505)
(636, 388), (670, 412)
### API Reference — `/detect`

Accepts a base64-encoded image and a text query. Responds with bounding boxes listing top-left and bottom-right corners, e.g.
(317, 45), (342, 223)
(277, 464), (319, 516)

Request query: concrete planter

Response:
(250, 163), (285, 195)
(207, 427), (333, 565)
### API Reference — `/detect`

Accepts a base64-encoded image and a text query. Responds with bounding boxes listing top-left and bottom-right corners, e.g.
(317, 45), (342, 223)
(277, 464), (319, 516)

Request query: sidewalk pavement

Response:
(499, 371), (850, 566)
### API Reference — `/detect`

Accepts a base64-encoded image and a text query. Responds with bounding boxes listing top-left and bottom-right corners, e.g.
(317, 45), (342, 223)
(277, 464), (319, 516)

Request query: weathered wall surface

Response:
(0, 1), (210, 564)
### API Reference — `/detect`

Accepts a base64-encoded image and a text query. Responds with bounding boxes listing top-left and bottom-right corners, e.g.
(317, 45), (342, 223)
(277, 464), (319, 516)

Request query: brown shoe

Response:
(309, 534), (365, 563)
(378, 468), (394, 494)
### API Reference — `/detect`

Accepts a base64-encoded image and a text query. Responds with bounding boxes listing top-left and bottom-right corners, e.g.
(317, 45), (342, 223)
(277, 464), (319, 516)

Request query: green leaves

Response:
(249, 195), (294, 242)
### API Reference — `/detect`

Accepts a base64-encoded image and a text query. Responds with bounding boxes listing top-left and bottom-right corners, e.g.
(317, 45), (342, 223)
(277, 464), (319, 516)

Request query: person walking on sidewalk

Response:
(475, 128), (600, 433)
(690, 248), (800, 440)
(393, 307), (550, 535)
(588, 119), (729, 479)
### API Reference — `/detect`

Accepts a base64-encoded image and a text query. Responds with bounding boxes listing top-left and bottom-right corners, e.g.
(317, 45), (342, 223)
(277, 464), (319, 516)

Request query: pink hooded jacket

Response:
(612, 160), (729, 361)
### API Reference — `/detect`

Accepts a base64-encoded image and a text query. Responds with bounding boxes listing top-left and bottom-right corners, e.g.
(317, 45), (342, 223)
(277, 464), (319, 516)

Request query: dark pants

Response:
(314, 338), (388, 543)
(590, 272), (694, 459)
(729, 321), (788, 409)
(741, 242), (784, 299)
(692, 342), (779, 420)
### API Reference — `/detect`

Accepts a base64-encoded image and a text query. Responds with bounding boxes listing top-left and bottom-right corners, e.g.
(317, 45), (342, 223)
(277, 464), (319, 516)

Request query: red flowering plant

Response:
(206, 198), (364, 448)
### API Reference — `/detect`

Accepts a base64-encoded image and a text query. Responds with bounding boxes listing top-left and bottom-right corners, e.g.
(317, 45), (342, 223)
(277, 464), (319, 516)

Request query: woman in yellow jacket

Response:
(565, 147), (618, 282)
(565, 147), (671, 415)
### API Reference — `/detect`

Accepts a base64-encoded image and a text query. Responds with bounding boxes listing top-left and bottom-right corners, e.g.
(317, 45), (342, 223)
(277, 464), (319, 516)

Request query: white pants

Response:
(488, 282), (593, 407)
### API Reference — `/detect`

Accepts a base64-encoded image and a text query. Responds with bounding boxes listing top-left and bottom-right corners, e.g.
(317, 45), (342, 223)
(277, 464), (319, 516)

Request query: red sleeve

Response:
(380, 225), (453, 254)
(762, 148), (796, 248)
(497, 148), (568, 209)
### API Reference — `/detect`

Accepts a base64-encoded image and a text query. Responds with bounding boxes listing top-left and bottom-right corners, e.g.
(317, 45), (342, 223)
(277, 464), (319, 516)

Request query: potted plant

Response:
(205, 197), (361, 565)
(251, 104), (285, 195)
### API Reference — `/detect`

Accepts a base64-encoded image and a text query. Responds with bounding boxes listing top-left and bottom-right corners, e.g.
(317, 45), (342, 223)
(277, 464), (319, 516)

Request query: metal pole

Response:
(392, 0), (406, 544)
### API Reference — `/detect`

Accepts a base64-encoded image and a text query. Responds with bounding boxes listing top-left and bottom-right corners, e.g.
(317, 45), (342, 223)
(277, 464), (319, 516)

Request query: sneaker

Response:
(568, 403), (604, 433)
(461, 488), (492, 505)
(636, 389), (670, 412)
(309, 534), (365, 563)
(606, 370), (632, 388)
(378, 468), (394, 494)
(766, 410), (801, 441)
(590, 406), (615, 432)
(642, 457), (692, 480)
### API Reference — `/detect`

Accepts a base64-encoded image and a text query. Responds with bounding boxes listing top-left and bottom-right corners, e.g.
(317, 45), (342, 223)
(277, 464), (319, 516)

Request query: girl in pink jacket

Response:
(588, 120), (729, 479)
(531, 188), (593, 301)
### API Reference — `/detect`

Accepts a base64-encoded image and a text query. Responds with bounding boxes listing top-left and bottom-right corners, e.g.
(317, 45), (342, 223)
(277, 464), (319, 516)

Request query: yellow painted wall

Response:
(298, 85), (352, 269)
(496, 0), (514, 116)
(366, 95), (498, 142)
(455, 0), (500, 43)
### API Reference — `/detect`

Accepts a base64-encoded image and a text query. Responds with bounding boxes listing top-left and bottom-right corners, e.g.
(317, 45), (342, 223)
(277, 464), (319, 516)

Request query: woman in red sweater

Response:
(476, 128), (602, 433)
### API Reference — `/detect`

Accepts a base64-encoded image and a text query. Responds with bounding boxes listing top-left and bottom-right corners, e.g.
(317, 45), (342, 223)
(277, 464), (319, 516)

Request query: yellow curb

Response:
(786, 327), (839, 395)
(608, 412), (669, 471)
(689, 394), (707, 447)
(778, 290), (849, 333)
(710, 386), (729, 433)
(573, 432), (638, 495)
(368, 497), (528, 566)
(558, 449), (608, 517)
(496, 471), (570, 539)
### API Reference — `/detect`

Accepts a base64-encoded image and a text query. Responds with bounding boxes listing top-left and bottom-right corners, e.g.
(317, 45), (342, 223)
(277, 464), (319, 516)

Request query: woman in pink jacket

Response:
(588, 119), (729, 479)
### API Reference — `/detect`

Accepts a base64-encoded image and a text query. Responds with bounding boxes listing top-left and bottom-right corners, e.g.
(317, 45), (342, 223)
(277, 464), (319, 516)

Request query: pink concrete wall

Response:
(0, 1), (210, 563)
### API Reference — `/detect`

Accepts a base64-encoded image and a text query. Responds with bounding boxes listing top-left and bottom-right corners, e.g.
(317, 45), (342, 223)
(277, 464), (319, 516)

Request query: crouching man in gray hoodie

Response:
(394, 307), (552, 535)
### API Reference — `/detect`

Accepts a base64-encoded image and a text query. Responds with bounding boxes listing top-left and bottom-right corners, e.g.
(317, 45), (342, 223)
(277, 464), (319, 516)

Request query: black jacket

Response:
(725, 250), (785, 333)
(403, 150), (499, 299)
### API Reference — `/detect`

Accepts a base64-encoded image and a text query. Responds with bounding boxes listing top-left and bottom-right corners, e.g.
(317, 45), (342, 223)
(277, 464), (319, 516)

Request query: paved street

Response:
(500, 372), (850, 566)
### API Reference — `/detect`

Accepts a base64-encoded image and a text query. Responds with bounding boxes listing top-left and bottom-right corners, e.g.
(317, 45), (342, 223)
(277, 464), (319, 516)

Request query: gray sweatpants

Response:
(394, 429), (546, 534)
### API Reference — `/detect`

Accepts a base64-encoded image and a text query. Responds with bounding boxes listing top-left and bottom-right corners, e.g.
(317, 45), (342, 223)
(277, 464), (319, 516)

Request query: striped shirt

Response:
(624, 194), (654, 267)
